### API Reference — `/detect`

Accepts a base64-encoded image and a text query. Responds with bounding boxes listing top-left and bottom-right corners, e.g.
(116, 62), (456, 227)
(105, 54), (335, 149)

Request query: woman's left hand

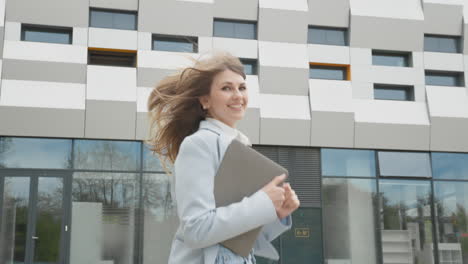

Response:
(276, 182), (300, 219)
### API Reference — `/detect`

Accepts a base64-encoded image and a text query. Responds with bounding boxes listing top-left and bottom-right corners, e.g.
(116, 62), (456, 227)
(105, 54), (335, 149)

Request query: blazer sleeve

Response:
(175, 135), (278, 249)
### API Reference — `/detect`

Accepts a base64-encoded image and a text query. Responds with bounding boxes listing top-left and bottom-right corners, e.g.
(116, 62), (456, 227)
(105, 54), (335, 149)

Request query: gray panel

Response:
(6, 0), (89, 27)
(139, 0), (213, 37)
(137, 68), (177, 87)
(236, 108), (260, 144)
(135, 111), (149, 140)
(430, 116), (468, 152)
(2, 59), (86, 83)
(423, 2), (462, 36)
(0, 27), (4, 58)
(260, 118), (311, 146)
(214, 0), (258, 21)
(308, 0), (349, 27)
(310, 111), (354, 148)
(354, 122), (430, 150)
(85, 100), (136, 139)
(258, 8), (308, 43)
(0, 105), (85, 137)
(259, 66), (309, 95)
(90, 0), (138, 11)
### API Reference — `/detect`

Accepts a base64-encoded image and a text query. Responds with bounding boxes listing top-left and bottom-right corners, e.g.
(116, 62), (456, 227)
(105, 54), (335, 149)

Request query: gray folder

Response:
(213, 139), (288, 257)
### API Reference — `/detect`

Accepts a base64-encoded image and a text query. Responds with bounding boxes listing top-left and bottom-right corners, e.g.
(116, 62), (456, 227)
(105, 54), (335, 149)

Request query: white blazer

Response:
(167, 119), (292, 264)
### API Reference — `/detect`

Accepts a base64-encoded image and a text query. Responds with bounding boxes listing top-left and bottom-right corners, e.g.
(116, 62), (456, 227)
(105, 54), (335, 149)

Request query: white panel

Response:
(246, 75), (260, 108)
(137, 86), (152, 112)
(350, 0), (423, 20)
(350, 47), (371, 66)
(309, 79), (353, 112)
(86, 65), (137, 101)
(198, 36), (214, 54)
(260, 94), (310, 119)
(0, 80), (85, 109)
(354, 99), (430, 125)
(138, 50), (199, 69)
(308, 44), (350, 64)
(425, 0), (462, 4)
(0, 0), (5, 27)
(424, 52), (464, 71)
(138, 32), (152, 51)
(426, 86), (468, 117)
(212, 37), (258, 59)
(412, 51), (424, 68)
(88, 27), (137, 50)
(4, 21), (20, 41)
(73, 27), (88, 46)
(3, 40), (87, 63)
(351, 82), (373, 99)
(259, 0), (308, 11)
(258, 41), (309, 68)
(177, 0), (214, 3)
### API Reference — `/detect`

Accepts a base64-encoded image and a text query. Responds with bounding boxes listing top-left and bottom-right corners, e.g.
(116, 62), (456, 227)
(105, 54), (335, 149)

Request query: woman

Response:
(146, 52), (300, 264)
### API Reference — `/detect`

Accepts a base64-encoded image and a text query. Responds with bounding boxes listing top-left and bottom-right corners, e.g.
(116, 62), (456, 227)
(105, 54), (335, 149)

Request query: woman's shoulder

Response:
(179, 128), (220, 153)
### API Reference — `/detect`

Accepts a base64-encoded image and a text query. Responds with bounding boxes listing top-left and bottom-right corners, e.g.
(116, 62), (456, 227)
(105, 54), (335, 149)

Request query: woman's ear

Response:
(199, 96), (210, 110)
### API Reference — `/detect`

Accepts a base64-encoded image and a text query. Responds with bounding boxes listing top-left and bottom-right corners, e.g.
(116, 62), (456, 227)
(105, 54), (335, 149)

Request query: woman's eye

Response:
(222, 86), (231, 91)
(240, 86), (247, 91)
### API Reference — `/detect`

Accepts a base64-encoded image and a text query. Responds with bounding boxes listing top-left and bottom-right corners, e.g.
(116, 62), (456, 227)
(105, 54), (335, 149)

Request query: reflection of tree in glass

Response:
(142, 174), (176, 221)
(0, 138), (14, 168)
(74, 140), (139, 170)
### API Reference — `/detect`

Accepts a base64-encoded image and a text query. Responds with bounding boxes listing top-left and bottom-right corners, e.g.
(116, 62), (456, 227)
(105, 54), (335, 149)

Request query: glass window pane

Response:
(425, 72), (462, 87)
(234, 22), (255, 39)
(432, 152), (468, 180)
(323, 178), (379, 263)
(439, 37), (459, 53)
(379, 179), (435, 264)
(325, 29), (346, 46)
(281, 208), (323, 264)
(143, 144), (165, 172)
(0, 137), (72, 169)
(73, 140), (140, 171)
(374, 86), (411, 101)
(90, 10), (114, 28)
(214, 20), (256, 39)
(23, 28), (71, 44)
(71, 172), (138, 264)
(308, 27), (327, 44)
(142, 174), (178, 264)
(240, 59), (257, 75)
(372, 53), (408, 67)
(90, 9), (136, 30)
(321, 148), (376, 177)
(113, 12), (136, 30)
(424, 36), (439, 52)
(309, 27), (347, 46)
(0, 177), (30, 264)
(434, 181), (468, 264)
(153, 37), (196, 53)
(213, 20), (235, 38)
(378, 151), (432, 177)
(309, 66), (346, 80)
(424, 35), (460, 53)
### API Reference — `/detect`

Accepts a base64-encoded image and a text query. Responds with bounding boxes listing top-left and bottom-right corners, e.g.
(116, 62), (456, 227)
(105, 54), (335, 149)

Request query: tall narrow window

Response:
(374, 84), (414, 101)
(425, 71), (464, 87)
(372, 50), (411, 67)
(21, 24), (72, 44)
(240, 58), (257, 75)
(309, 65), (348, 80)
(90, 8), (137, 30)
(424, 34), (461, 53)
(88, 48), (137, 67)
(308, 26), (348, 46)
(213, 19), (256, 40)
(152, 35), (198, 53)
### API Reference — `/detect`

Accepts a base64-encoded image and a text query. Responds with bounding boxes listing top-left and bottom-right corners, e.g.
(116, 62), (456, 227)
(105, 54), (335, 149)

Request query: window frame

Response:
(424, 34), (461, 53)
(89, 7), (138, 31)
(372, 50), (412, 67)
(88, 48), (137, 68)
(21, 23), (73, 45)
(213, 18), (257, 40)
(373, 83), (414, 101)
(151, 34), (198, 53)
(308, 25), (349, 46)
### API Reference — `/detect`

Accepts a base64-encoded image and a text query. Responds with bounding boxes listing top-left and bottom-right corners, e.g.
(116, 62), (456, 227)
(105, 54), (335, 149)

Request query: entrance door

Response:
(0, 170), (71, 264)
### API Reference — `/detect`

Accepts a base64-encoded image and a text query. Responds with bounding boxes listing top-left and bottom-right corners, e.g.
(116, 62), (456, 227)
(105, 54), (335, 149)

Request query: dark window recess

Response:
(424, 34), (461, 53)
(88, 49), (136, 67)
(213, 19), (256, 40)
(254, 145), (321, 207)
(90, 8), (137, 30)
(372, 50), (411, 67)
(21, 24), (72, 44)
(425, 71), (464, 87)
(240, 58), (257, 75)
(309, 65), (347, 80)
(374, 84), (414, 101)
(308, 26), (348, 46)
(152, 35), (198, 53)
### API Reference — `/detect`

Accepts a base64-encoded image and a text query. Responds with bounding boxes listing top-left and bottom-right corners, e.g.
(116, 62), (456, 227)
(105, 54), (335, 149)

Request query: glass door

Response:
(0, 170), (71, 264)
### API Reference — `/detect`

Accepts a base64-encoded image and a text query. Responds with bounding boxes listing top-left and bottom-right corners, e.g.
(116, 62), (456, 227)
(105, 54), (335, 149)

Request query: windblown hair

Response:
(145, 52), (246, 171)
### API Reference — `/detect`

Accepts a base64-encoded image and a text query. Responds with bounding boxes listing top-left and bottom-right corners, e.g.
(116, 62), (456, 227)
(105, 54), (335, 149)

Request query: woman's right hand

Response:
(261, 174), (287, 216)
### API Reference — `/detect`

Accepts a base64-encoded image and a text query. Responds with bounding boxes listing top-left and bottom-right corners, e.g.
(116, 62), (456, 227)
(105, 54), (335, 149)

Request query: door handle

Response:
(32, 236), (39, 240)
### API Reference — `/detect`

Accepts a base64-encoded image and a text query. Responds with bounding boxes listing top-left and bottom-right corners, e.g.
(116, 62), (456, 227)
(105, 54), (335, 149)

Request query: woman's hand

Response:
(261, 174), (287, 217)
(276, 182), (300, 219)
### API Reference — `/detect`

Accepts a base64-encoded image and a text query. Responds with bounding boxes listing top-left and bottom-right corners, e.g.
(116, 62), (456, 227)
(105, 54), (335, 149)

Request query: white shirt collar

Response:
(205, 118), (252, 146)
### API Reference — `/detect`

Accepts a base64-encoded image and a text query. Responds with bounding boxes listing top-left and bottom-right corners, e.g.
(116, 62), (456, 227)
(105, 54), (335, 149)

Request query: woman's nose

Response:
(232, 88), (243, 98)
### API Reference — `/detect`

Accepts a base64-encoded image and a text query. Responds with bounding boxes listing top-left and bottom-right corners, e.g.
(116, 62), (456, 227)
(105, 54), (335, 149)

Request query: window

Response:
(152, 35), (198, 53)
(239, 58), (257, 75)
(374, 84), (414, 101)
(377, 151), (432, 177)
(88, 48), (137, 67)
(425, 71), (464, 87)
(308, 26), (348, 46)
(372, 50), (411, 67)
(90, 8), (137, 30)
(431, 152), (468, 180)
(321, 148), (376, 177)
(213, 19), (256, 40)
(424, 34), (461, 53)
(21, 24), (72, 44)
(309, 65), (348, 80)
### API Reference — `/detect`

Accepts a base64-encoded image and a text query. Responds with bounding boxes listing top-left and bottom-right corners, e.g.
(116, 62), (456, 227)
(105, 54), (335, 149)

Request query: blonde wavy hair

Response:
(145, 52), (246, 171)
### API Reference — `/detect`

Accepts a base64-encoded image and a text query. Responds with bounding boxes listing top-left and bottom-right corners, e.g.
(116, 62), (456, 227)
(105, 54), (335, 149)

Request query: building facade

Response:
(1, 0), (468, 263)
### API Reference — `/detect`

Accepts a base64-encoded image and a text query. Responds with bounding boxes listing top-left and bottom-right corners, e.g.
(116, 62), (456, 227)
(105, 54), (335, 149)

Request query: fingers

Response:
(271, 173), (287, 186)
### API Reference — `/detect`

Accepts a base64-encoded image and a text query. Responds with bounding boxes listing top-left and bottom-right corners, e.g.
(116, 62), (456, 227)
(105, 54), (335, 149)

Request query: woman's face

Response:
(200, 69), (248, 128)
